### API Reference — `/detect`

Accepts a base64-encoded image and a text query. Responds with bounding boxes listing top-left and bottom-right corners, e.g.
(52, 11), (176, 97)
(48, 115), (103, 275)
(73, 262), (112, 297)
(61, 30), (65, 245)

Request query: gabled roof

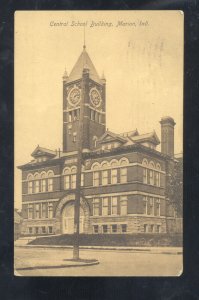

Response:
(31, 146), (57, 158)
(67, 46), (102, 84)
(98, 130), (127, 144)
(131, 131), (160, 145)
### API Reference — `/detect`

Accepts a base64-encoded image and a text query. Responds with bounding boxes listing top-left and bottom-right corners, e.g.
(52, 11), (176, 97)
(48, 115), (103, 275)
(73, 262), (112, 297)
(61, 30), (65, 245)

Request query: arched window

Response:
(70, 166), (77, 189)
(71, 166), (77, 173)
(110, 159), (119, 167)
(34, 173), (40, 179)
(119, 158), (128, 183)
(47, 170), (54, 192)
(47, 170), (54, 177)
(27, 174), (33, 181)
(156, 163), (161, 171)
(92, 163), (100, 186)
(41, 172), (47, 192)
(34, 173), (40, 193)
(142, 159), (148, 184)
(27, 174), (33, 194)
(101, 161), (109, 169)
(64, 168), (70, 190)
(63, 167), (71, 175)
(155, 163), (161, 187)
(142, 159), (148, 166)
(119, 157), (129, 166)
(149, 161), (155, 169)
(93, 136), (98, 148)
(92, 162), (100, 170)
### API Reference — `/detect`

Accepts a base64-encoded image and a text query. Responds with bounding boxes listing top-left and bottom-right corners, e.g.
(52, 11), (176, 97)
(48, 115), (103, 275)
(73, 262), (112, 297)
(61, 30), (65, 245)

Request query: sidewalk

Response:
(15, 257), (99, 271)
(15, 243), (182, 255)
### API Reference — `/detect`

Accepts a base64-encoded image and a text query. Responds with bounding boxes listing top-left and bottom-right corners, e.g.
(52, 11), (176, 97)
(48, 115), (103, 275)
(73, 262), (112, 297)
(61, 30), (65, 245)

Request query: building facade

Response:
(18, 45), (178, 236)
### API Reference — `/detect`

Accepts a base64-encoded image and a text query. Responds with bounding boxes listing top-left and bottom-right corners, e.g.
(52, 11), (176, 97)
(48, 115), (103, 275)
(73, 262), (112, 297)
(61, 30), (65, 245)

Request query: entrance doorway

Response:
(62, 202), (84, 234)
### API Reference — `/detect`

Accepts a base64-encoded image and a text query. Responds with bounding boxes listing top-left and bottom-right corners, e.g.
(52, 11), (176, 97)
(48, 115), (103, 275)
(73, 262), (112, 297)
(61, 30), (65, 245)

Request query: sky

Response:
(15, 11), (183, 209)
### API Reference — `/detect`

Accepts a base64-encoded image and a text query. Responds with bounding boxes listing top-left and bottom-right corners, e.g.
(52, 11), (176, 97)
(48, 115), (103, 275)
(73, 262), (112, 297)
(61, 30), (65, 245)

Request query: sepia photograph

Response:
(14, 10), (183, 276)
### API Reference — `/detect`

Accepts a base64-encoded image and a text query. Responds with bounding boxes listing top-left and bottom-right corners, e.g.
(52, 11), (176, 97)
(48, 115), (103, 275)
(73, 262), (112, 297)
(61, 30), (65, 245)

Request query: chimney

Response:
(160, 116), (176, 157)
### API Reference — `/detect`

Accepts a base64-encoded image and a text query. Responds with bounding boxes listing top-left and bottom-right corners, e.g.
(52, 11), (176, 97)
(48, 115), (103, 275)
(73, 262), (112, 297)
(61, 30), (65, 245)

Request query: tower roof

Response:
(67, 46), (102, 84)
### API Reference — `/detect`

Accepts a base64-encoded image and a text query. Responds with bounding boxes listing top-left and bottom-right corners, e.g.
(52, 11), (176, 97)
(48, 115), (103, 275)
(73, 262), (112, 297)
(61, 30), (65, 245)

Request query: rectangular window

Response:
(111, 197), (118, 215)
(68, 124), (72, 135)
(102, 197), (109, 216)
(35, 204), (40, 219)
(95, 112), (98, 122)
(93, 171), (100, 186)
(156, 172), (160, 187)
(120, 167), (127, 183)
(102, 170), (108, 185)
(143, 168), (147, 184)
(93, 225), (99, 234)
(148, 197), (154, 215)
(149, 170), (154, 185)
(150, 225), (154, 233)
(35, 180), (40, 193)
(156, 199), (161, 216)
(120, 196), (127, 215)
(48, 226), (53, 234)
(71, 174), (76, 189)
(93, 198), (100, 216)
(102, 225), (108, 233)
(28, 204), (33, 219)
(64, 175), (70, 189)
(111, 224), (117, 233)
(28, 181), (33, 194)
(28, 227), (32, 234)
(111, 169), (118, 184)
(121, 224), (127, 233)
(41, 179), (46, 192)
(143, 224), (148, 233)
(68, 111), (72, 122)
(77, 109), (80, 120)
(48, 203), (53, 218)
(90, 109), (94, 121)
(143, 196), (147, 215)
(156, 225), (161, 233)
(73, 132), (77, 142)
(41, 203), (46, 218)
(42, 226), (46, 234)
(74, 110), (77, 120)
(81, 173), (84, 186)
(35, 227), (39, 234)
(48, 178), (53, 192)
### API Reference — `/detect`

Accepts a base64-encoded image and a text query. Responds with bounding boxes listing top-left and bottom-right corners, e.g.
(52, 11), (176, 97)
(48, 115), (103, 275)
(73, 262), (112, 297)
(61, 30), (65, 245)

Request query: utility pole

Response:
(73, 64), (88, 260)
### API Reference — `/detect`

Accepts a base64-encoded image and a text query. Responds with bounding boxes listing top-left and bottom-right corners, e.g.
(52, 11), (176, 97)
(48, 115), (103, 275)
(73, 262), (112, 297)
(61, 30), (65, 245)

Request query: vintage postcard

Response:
(14, 10), (183, 276)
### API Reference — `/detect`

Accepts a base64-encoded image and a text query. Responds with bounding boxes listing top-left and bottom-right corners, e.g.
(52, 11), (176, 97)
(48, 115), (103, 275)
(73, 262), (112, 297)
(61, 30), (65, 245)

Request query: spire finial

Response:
(83, 25), (86, 49)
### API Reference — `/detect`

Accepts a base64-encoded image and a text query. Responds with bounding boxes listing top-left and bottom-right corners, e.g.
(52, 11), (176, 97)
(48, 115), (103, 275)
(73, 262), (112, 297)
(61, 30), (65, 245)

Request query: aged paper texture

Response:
(14, 11), (183, 276)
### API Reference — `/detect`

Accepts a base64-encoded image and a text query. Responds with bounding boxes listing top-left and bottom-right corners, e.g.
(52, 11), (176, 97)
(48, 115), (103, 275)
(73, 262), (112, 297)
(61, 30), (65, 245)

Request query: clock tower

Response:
(63, 45), (106, 152)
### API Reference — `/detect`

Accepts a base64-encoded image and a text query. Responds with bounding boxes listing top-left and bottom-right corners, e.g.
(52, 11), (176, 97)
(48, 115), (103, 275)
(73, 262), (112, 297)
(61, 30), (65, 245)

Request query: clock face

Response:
(89, 88), (102, 108)
(67, 87), (81, 107)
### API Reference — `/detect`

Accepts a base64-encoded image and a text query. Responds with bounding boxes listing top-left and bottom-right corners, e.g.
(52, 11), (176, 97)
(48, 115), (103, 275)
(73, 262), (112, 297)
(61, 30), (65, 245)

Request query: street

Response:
(15, 247), (182, 276)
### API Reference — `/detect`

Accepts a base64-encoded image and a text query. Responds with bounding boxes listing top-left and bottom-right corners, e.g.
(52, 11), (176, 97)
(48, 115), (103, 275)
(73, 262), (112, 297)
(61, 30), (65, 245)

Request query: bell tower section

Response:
(63, 46), (106, 153)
